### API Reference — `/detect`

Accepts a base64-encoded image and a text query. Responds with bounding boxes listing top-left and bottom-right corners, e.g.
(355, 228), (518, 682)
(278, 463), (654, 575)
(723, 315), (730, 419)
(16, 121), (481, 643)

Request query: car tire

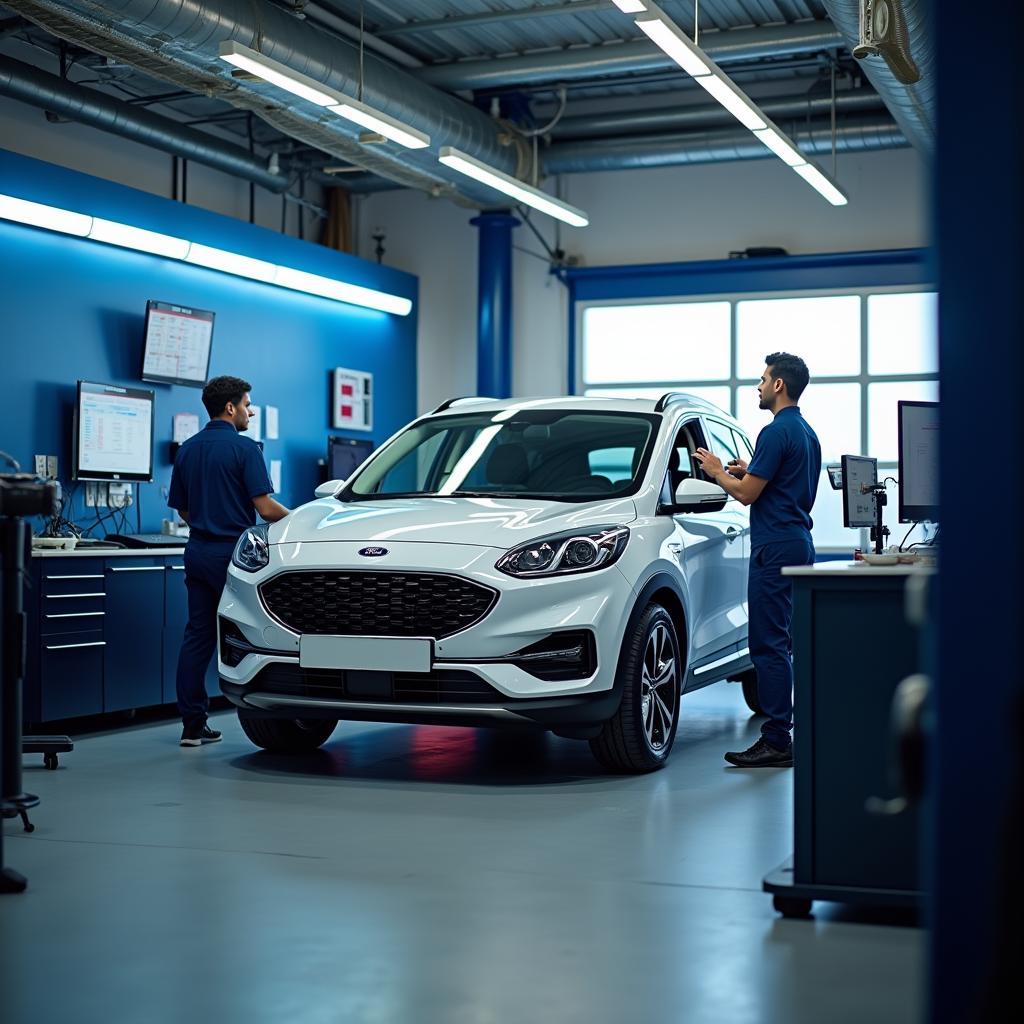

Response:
(738, 670), (765, 716)
(589, 603), (682, 773)
(237, 711), (337, 753)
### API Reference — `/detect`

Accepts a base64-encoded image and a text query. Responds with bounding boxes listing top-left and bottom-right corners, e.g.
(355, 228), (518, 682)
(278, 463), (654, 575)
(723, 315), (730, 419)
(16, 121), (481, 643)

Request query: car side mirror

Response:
(314, 479), (345, 499)
(661, 478), (728, 514)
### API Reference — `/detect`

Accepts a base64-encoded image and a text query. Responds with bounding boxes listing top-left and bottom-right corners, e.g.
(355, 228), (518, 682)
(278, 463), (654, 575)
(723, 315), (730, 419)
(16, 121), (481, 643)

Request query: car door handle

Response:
(725, 527), (740, 541)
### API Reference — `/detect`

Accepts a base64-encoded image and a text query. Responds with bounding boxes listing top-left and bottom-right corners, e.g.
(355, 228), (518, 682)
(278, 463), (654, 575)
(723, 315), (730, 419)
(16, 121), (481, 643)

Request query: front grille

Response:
(249, 663), (503, 704)
(259, 570), (498, 640)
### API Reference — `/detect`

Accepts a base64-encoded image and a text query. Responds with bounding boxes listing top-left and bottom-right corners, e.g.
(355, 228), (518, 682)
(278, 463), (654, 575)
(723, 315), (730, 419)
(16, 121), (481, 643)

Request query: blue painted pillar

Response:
(471, 211), (519, 398)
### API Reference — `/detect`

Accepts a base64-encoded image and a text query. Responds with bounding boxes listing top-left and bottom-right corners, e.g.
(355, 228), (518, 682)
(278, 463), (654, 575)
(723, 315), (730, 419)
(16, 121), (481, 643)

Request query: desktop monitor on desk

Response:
(898, 400), (939, 523)
(841, 455), (878, 529)
(73, 380), (154, 483)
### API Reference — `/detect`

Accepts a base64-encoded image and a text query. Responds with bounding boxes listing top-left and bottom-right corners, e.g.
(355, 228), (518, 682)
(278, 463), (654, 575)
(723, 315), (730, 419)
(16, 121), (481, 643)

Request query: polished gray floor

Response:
(1, 684), (922, 1024)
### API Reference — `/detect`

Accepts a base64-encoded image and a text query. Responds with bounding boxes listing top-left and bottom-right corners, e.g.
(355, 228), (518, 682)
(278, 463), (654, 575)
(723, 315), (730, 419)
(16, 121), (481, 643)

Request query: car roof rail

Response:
(431, 396), (496, 414)
(654, 392), (689, 412)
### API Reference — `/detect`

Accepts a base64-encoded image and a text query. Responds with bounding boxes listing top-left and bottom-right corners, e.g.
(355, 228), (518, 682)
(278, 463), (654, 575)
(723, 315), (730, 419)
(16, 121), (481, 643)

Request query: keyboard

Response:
(105, 533), (188, 548)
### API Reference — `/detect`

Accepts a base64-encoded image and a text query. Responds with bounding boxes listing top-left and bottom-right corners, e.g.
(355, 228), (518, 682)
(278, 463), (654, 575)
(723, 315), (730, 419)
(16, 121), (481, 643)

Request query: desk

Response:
(764, 563), (933, 917)
(25, 547), (219, 724)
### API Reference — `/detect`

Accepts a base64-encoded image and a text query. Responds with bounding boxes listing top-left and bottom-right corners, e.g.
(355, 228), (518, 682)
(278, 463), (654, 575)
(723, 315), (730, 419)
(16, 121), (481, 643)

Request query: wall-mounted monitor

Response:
(74, 380), (155, 483)
(141, 300), (214, 387)
(898, 400), (939, 523)
(328, 436), (374, 482)
(841, 454), (877, 529)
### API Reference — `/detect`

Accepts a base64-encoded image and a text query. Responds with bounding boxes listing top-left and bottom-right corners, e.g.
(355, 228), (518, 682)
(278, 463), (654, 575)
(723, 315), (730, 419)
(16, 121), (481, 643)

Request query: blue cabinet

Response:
(103, 559), (165, 712)
(38, 630), (105, 721)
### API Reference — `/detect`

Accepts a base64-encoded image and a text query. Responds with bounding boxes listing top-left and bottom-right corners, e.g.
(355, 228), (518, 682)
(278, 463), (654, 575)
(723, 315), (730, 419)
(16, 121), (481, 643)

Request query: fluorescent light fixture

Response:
(693, 74), (766, 131)
(218, 41), (340, 107)
(274, 266), (413, 316)
(438, 147), (589, 227)
(0, 192), (413, 315)
(611, 0), (649, 11)
(752, 126), (807, 167)
(792, 163), (849, 206)
(186, 242), (278, 283)
(635, 17), (710, 77)
(328, 97), (430, 150)
(0, 194), (92, 236)
(88, 218), (190, 259)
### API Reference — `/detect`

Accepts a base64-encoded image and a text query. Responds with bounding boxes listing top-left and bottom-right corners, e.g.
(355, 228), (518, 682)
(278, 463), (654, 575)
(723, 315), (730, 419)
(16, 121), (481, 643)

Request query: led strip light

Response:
(612, 0), (848, 206)
(0, 193), (413, 316)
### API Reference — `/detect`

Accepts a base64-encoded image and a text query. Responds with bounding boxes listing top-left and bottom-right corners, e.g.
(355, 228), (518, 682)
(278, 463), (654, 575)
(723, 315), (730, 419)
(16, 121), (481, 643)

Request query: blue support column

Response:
(471, 211), (519, 398)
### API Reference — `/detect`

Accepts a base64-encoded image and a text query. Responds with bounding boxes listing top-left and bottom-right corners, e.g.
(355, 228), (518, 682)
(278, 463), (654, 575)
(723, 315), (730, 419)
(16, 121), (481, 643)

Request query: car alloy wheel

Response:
(641, 622), (677, 751)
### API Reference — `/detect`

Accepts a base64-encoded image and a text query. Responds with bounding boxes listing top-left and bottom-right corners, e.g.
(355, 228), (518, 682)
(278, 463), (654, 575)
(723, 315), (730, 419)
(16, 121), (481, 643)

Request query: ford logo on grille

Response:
(358, 546), (389, 557)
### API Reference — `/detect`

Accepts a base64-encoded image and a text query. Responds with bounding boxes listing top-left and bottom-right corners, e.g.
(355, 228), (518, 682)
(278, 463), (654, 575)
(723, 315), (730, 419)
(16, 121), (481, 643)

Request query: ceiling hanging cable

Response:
(830, 57), (838, 181)
(694, 0), (700, 47)
(358, 2), (364, 104)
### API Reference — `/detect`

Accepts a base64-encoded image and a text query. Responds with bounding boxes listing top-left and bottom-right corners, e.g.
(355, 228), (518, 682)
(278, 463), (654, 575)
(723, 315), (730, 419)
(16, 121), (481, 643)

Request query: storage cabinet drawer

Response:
(41, 561), (106, 595)
(40, 595), (105, 634)
(39, 629), (105, 721)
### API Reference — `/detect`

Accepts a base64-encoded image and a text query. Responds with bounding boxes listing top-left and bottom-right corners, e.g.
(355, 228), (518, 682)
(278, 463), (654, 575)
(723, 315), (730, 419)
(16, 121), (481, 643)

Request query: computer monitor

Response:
(141, 300), (214, 388)
(328, 436), (374, 482)
(74, 380), (155, 483)
(898, 400), (939, 523)
(841, 454), (878, 529)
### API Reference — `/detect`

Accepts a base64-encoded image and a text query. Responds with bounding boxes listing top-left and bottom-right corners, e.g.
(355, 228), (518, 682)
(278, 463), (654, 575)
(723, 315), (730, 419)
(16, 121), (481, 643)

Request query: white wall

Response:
(360, 145), (930, 412)
(0, 90), (322, 240)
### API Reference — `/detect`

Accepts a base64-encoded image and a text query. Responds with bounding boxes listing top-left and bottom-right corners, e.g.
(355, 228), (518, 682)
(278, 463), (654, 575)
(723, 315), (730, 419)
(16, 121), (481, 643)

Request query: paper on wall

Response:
(266, 405), (279, 440)
(247, 405), (262, 442)
(270, 459), (282, 493)
(172, 413), (200, 443)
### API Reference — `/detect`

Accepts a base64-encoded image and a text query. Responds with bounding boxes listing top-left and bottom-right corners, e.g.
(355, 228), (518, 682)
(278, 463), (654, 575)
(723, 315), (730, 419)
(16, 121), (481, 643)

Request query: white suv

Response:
(218, 394), (758, 773)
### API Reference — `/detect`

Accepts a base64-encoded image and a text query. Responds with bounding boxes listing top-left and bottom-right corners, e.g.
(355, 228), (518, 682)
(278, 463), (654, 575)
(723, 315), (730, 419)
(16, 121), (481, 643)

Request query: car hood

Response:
(268, 495), (639, 550)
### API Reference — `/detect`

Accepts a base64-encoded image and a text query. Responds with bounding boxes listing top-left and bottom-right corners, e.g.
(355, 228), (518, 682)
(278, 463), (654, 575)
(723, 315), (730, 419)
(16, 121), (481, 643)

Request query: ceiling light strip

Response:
(0, 193), (412, 316)
(621, 2), (848, 206)
(218, 41), (430, 150)
(439, 147), (589, 227)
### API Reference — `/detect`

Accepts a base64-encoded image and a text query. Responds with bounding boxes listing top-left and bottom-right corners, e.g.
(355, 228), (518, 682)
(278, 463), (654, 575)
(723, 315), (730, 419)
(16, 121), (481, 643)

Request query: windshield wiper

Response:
(448, 491), (529, 498)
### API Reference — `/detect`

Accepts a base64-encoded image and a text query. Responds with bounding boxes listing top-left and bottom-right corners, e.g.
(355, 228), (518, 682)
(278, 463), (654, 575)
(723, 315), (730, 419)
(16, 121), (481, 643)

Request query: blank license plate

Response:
(299, 635), (432, 673)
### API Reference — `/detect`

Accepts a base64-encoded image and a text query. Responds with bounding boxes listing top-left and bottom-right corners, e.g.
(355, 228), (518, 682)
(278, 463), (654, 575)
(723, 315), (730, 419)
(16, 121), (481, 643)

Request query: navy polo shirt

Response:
(167, 420), (274, 541)
(746, 406), (821, 549)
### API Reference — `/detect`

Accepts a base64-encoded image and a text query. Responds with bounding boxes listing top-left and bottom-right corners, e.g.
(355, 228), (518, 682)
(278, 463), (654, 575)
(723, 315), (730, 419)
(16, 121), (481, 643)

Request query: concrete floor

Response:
(1, 684), (922, 1024)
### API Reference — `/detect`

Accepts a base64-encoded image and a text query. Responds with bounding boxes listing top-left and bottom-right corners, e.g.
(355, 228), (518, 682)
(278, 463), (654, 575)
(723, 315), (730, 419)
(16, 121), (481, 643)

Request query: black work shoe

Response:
(724, 737), (793, 768)
(180, 724), (223, 748)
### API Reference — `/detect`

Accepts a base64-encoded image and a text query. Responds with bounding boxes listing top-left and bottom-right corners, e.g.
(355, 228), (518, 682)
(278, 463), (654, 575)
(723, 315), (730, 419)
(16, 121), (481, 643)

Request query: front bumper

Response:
(217, 539), (635, 726)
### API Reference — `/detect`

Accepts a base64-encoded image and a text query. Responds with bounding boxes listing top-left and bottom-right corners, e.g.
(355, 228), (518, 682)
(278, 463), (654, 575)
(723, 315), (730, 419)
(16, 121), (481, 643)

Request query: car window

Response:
(665, 417), (708, 496)
(346, 410), (660, 502)
(705, 419), (741, 462)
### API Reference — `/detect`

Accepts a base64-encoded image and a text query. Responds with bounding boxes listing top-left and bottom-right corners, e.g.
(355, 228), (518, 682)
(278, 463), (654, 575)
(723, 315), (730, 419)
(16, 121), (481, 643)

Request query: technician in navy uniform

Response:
(168, 376), (289, 747)
(693, 352), (820, 768)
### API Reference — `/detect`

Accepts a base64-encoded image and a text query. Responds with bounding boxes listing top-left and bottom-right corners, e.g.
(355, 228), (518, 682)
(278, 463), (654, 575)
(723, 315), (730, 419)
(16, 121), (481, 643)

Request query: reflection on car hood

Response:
(268, 496), (639, 549)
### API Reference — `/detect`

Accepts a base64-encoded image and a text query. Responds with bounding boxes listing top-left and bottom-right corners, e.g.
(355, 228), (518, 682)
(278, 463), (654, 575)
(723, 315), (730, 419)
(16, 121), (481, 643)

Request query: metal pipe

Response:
(551, 88), (886, 140)
(818, 0), (934, 153)
(417, 21), (845, 91)
(0, 53), (290, 191)
(543, 116), (907, 174)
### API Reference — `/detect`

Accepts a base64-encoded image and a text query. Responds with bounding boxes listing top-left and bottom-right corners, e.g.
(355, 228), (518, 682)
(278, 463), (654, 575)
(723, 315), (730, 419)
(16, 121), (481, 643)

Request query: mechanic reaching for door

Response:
(693, 352), (821, 768)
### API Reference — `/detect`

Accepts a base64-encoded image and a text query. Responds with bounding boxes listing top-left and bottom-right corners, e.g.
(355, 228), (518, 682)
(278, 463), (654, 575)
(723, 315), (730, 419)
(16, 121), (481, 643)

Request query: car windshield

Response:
(343, 409), (660, 502)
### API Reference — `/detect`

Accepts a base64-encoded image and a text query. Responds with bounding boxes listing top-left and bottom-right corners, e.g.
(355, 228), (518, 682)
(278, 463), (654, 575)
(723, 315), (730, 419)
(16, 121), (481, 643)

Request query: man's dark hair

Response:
(764, 352), (810, 401)
(202, 375), (251, 419)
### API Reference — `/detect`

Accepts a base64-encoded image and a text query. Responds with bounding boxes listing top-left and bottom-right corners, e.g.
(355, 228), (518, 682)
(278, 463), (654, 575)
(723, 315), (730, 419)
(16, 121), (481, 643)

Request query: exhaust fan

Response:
(852, 0), (921, 84)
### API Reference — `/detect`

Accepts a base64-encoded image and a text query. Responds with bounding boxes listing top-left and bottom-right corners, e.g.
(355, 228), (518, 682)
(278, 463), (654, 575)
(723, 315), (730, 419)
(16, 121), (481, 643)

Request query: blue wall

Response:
(0, 149), (418, 533)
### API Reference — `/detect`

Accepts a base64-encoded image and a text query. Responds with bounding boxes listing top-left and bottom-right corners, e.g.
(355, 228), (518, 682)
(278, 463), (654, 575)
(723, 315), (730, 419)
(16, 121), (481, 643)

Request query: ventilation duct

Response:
(0, 54), (290, 192)
(819, 0), (933, 152)
(543, 116), (906, 175)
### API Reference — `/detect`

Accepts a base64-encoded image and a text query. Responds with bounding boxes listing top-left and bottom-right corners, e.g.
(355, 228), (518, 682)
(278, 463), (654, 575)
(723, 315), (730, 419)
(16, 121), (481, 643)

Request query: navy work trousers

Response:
(748, 538), (815, 751)
(176, 536), (235, 733)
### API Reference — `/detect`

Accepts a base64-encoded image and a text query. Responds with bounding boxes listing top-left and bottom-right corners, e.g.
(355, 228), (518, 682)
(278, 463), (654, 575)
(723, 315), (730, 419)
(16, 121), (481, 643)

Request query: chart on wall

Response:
(333, 368), (373, 432)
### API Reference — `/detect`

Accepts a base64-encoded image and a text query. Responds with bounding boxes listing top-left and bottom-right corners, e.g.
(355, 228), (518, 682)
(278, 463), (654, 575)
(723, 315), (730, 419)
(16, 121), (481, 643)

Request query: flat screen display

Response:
(141, 300), (214, 387)
(328, 437), (374, 482)
(74, 380), (155, 482)
(841, 454), (877, 529)
(898, 400), (939, 523)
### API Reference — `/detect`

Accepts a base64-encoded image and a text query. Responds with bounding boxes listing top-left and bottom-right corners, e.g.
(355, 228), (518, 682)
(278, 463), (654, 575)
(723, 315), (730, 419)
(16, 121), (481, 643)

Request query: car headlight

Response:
(496, 525), (629, 578)
(232, 523), (270, 573)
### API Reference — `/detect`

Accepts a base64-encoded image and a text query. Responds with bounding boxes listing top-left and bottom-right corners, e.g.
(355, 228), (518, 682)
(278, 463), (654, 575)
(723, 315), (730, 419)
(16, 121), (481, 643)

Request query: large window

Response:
(579, 288), (939, 549)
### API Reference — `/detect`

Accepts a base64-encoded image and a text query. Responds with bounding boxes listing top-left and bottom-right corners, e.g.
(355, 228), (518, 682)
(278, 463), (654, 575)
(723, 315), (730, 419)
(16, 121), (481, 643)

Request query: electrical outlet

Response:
(46, 455), (58, 479)
(85, 482), (97, 507)
(34, 455), (47, 476)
